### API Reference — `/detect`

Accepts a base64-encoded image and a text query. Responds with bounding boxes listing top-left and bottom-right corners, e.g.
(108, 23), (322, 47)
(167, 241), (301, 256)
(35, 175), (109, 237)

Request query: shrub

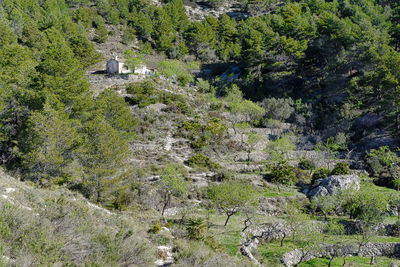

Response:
(365, 146), (399, 176)
(187, 153), (221, 170)
(261, 97), (294, 121)
(211, 168), (233, 182)
(180, 118), (227, 148)
(122, 26), (136, 45)
(148, 223), (162, 234)
(295, 168), (312, 184)
(270, 162), (298, 186)
(298, 159), (315, 170)
(196, 78), (211, 93)
(393, 220), (400, 237)
(316, 132), (348, 154)
(312, 168), (331, 181)
(331, 162), (350, 175)
(125, 80), (156, 107)
(158, 60), (198, 85)
(186, 218), (207, 240)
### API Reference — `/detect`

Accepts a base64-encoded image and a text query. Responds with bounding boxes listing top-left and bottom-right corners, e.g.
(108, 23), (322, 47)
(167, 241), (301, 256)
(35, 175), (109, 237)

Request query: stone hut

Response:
(106, 56), (131, 74)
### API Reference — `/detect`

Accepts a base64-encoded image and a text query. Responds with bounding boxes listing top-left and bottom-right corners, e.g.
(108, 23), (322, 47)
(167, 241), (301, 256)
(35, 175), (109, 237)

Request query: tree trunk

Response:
(328, 255), (335, 267)
(242, 217), (251, 232)
(280, 232), (286, 247)
(161, 195), (170, 217)
(370, 255), (375, 265)
(224, 213), (233, 226)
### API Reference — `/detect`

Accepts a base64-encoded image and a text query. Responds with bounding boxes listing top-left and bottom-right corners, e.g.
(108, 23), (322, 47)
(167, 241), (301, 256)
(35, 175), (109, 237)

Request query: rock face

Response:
(306, 174), (360, 198)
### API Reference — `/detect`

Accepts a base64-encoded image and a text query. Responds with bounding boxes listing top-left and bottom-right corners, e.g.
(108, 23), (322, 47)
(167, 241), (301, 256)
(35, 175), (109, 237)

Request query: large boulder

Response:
(306, 174), (360, 198)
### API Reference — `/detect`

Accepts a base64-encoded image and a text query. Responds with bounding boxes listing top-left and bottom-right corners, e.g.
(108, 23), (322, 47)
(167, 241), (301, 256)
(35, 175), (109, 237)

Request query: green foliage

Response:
(93, 16), (108, 43)
(79, 117), (130, 202)
(365, 146), (400, 188)
(148, 222), (162, 234)
(346, 191), (388, 221)
(224, 84), (265, 125)
(126, 80), (190, 113)
(316, 133), (347, 155)
(269, 162), (298, 186)
(311, 195), (336, 220)
(207, 179), (255, 226)
(265, 134), (296, 163)
(366, 146), (399, 169)
(124, 49), (144, 72)
(187, 153), (221, 170)
(180, 118), (227, 149)
(187, 218), (208, 240)
(23, 103), (82, 184)
(159, 163), (189, 216)
(126, 80), (156, 107)
(298, 159), (315, 170)
(312, 168), (331, 181)
(331, 162), (351, 175)
(261, 97), (294, 121)
(122, 26), (136, 45)
(158, 60), (199, 86)
(96, 89), (137, 139)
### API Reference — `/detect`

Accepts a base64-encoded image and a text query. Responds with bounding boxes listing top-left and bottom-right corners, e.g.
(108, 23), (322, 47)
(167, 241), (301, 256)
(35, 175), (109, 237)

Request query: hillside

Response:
(1, 0), (400, 266)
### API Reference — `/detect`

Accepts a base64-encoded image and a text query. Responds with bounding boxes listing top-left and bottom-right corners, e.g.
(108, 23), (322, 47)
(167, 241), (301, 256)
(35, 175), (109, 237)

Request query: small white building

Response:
(106, 56), (154, 75)
(134, 65), (153, 75)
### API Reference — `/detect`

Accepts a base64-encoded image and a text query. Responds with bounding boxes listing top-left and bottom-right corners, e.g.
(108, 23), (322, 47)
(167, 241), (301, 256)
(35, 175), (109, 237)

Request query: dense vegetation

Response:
(1, 0), (400, 266)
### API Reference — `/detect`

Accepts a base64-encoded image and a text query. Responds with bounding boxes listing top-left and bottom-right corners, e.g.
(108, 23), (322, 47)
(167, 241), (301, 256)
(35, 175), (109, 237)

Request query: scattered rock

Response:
(306, 174), (360, 198)
(146, 103), (168, 113)
(5, 188), (15, 194)
(240, 237), (261, 266)
(155, 245), (173, 266)
(86, 201), (112, 215)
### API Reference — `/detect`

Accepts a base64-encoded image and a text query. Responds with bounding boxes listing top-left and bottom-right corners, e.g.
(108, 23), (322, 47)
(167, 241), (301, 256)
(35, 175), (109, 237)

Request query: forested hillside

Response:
(1, 0), (400, 266)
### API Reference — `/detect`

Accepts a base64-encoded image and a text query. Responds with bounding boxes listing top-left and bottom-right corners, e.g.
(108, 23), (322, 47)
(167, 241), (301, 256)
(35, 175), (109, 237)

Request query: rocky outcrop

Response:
(306, 174), (360, 198)
(281, 242), (400, 267)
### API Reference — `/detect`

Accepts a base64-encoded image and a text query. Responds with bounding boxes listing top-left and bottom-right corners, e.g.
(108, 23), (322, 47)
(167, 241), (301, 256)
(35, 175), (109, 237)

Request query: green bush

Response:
(312, 168), (331, 181)
(261, 97), (294, 121)
(331, 162), (350, 175)
(186, 218), (207, 240)
(316, 133), (348, 154)
(394, 220), (400, 237)
(298, 159), (315, 170)
(122, 26), (136, 45)
(148, 222), (162, 234)
(158, 60), (198, 86)
(269, 162), (298, 186)
(211, 168), (234, 182)
(187, 153), (221, 170)
(126, 81), (156, 107)
(180, 118), (227, 148)
(365, 146), (399, 177)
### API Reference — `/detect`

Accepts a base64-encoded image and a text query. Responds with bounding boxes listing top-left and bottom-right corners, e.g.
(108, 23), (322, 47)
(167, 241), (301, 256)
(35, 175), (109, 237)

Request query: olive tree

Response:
(346, 191), (387, 256)
(159, 164), (189, 217)
(207, 179), (255, 226)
